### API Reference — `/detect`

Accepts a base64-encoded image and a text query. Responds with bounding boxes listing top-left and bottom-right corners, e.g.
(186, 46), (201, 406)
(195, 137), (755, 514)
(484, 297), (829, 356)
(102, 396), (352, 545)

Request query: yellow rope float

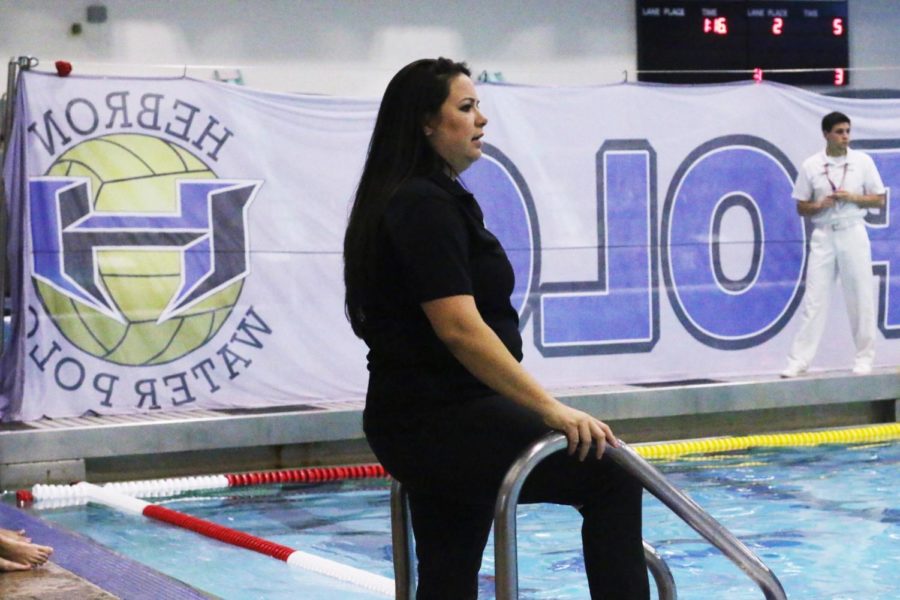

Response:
(633, 422), (900, 460)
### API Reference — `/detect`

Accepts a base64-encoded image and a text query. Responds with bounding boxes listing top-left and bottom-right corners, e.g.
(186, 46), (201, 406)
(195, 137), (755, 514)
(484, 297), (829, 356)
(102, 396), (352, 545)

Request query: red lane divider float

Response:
(17, 464), (397, 594)
(226, 464), (387, 487)
(21, 463), (389, 506)
(75, 482), (395, 596)
(143, 504), (296, 561)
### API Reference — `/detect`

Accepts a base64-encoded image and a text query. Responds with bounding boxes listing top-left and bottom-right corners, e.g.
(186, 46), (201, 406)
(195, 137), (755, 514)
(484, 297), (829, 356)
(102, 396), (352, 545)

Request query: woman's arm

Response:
(421, 294), (616, 460)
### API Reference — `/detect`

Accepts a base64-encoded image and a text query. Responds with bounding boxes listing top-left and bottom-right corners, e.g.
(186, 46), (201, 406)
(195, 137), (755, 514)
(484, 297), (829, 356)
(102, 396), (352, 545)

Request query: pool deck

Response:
(1, 366), (897, 488)
(0, 562), (117, 600)
(0, 500), (214, 599)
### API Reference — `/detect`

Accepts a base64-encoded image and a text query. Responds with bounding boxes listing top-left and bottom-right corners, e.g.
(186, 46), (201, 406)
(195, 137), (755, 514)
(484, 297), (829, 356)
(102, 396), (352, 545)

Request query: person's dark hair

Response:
(343, 57), (471, 337)
(822, 111), (850, 133)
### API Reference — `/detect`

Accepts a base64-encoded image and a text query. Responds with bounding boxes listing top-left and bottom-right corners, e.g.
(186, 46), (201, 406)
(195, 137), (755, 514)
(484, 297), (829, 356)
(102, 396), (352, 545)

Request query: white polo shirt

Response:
(792, 148), (885, 225)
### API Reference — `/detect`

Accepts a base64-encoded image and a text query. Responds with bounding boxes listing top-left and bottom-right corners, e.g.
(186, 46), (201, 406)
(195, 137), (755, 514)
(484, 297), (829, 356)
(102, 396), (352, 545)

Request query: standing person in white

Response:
(781, 111), (886, 378)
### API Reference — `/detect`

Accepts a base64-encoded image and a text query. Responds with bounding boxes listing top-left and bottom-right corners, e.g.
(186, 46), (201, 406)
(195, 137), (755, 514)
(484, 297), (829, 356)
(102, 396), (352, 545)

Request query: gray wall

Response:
(2, 0), (899, 96)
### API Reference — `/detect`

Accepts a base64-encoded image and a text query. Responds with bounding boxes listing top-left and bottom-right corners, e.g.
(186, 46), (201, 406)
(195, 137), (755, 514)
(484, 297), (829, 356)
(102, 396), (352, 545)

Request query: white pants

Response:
(786, 220), (876, 370)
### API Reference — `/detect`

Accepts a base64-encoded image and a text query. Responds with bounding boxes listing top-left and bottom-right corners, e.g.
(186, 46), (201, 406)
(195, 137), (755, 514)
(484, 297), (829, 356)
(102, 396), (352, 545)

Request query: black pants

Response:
(366, 395), (650, 600)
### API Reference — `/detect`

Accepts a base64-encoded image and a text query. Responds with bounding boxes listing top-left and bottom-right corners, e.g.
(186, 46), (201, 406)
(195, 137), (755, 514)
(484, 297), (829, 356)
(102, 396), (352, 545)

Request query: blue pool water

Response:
(16, 440), (900, 599)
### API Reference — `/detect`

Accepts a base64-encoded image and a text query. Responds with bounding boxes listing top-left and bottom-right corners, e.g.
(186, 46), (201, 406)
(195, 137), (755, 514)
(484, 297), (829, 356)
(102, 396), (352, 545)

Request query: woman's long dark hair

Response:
(344, 58), (471, 337)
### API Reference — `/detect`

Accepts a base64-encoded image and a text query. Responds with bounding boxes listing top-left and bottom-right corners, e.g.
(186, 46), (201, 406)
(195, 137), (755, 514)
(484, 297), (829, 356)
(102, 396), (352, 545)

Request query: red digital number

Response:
(772, 17), (784, 36)
(703, 17), (728, 35)
(832, 18), (844, 36)
(715, 17), (728, 34)
(753, 68), (764, 83)
(834, 68), (846, 86)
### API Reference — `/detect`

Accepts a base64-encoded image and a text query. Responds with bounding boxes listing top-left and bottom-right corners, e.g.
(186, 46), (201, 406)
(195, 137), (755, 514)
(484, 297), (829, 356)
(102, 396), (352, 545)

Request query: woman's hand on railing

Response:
(540, 403), (618, 461)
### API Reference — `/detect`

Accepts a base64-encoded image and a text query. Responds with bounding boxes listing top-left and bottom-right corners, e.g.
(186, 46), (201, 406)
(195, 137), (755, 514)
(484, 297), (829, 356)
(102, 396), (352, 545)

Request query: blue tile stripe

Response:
(0, 502), (212, 599)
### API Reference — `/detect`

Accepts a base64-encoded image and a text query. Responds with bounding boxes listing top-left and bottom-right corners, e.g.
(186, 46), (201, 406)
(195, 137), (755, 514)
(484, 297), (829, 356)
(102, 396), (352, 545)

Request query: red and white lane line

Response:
(73, 482), (394, 596)
(18, 463), (387, 507)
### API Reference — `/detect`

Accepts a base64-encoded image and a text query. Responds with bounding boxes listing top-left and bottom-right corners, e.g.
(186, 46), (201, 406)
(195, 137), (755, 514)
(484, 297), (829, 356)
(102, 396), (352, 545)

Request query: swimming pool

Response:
(10, 439), (900, 599)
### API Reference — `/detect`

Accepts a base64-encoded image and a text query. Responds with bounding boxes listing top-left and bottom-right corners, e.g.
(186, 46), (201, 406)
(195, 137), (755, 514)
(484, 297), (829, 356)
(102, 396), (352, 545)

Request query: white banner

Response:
(2, 72), (898, 421)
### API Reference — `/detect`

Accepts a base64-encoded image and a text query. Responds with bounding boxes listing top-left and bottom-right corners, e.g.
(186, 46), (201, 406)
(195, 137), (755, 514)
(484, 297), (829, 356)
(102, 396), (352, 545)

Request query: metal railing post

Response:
(643, 540), (677, 599)
(0, 57), (18, 354)
(1, 56), (34, 163)
(608, 440), (787, 600)
(392, 449), (676, 599)
(390, 479), (416, 600)
(494, 434), (569, 597)
(494, 433), (787, 600)
(2, 58), (19, 154)
(1, 56), (35, 354)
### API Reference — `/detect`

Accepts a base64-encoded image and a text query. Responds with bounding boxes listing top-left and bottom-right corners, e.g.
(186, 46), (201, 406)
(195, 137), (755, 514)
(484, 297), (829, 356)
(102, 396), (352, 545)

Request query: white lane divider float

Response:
(69, 481), (395, 597)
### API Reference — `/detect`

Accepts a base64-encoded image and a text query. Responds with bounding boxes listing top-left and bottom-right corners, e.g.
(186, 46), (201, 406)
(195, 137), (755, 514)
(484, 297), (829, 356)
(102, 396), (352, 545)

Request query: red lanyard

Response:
(823, 162), (848, 192)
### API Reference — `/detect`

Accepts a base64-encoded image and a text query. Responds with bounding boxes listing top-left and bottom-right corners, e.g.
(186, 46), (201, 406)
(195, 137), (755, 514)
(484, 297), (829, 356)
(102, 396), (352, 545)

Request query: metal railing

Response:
(2, 56), (36, 354)
(390, 432), (787, 600)
(390, 481), (676, 599)
(1, 56), (36, 162)
(389, 479), (417, 600)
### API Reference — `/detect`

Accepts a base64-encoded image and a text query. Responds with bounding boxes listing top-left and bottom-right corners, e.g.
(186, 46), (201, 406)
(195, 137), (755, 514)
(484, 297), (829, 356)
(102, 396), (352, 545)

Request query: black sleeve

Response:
(384, 194), (473, 303)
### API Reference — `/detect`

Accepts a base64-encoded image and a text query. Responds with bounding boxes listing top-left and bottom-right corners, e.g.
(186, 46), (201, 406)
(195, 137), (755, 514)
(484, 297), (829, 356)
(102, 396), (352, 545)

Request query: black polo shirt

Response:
(361, 172), (522, 432)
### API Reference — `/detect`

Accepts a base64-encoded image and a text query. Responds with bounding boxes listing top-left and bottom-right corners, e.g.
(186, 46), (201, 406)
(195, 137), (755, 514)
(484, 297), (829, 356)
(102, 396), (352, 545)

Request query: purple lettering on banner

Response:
(537, 140), (659, 356)
(662, 135), (801, 349)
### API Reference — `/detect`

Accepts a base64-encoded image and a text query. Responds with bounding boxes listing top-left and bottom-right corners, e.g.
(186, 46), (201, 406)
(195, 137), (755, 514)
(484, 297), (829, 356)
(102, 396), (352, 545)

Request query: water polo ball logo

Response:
(30, 133), (260, 366)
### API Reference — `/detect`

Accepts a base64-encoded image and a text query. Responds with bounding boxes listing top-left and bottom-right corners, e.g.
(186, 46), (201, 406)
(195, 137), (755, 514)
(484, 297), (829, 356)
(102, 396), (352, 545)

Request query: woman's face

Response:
(425, 74), (488, 175)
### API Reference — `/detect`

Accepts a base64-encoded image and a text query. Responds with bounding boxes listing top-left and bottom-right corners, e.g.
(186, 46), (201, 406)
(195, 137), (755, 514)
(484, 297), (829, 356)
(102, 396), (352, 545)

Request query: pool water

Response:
(19, 440), (900, 599)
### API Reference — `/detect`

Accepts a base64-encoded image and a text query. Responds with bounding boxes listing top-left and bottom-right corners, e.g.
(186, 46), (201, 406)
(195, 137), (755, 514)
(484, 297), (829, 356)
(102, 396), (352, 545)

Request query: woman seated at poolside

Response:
(0, 527), (53, 571)
(343, 57), (649, 599)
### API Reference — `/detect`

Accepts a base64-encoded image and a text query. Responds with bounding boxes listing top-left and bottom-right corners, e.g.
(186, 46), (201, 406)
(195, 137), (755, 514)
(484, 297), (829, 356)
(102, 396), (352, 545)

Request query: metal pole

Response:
(493, 437), (683, 597)
(2, 58), (19, 157)
(392, 434), (678, 599)
(0, 57), (20, 354)
(389, 480), (416, 600)
(494, 434), (562, 598)
(643, 540), (678, 599)
(608, 442), (787, 600)
(494, 433), (787, 600)
(0, 56), (35, 354)
(1, 56), (32, 163)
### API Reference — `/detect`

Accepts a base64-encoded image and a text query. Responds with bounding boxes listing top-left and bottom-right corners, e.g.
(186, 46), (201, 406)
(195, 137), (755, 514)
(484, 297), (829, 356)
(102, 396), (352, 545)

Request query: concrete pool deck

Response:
(1, 366), (896, 489)
(0, 500), (213, 599)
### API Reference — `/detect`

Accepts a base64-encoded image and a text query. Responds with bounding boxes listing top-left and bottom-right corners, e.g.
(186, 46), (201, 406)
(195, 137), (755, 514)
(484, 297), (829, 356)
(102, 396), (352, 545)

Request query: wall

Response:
(2, 0), (898, 97)
(0, 0), (633, 95)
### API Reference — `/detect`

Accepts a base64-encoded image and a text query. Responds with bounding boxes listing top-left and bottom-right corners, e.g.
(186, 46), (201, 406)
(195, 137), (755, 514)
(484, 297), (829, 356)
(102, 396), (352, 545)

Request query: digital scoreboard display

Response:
(637, 1), (849, 86)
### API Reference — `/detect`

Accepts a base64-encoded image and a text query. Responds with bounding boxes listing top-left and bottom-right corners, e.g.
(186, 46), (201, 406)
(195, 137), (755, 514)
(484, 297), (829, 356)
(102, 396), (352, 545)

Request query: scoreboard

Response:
(637, 1), (849, 86)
